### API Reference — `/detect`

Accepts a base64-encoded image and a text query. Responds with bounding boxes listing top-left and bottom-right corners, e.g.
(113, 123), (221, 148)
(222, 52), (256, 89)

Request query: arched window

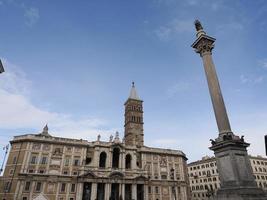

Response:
(99, 152), (107, 168)
(125, 154), (131, 169)
(112, 148), (120, 168)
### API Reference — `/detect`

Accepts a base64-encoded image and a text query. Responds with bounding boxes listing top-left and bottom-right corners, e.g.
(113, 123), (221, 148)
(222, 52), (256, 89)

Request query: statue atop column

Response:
(194, 19), (203, 31)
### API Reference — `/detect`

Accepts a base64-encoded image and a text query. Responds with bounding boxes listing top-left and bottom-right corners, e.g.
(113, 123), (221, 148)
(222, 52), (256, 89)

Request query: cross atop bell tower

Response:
(124, 82), (144, 147)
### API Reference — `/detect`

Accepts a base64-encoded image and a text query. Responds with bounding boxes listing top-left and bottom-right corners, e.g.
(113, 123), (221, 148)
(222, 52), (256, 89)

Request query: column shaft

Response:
(202, 53), (231, 134)
(105, 183), (111, 200)
(145, 185), (149, 200)
(121, 184), (125, 200)
(76, 183), (83, 200)
(91, 183), (97, 200)
(132, 184), (137, 200)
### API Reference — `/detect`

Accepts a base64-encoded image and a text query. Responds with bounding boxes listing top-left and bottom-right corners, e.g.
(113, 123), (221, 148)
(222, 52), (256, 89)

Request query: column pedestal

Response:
(210, 136), (267, 200)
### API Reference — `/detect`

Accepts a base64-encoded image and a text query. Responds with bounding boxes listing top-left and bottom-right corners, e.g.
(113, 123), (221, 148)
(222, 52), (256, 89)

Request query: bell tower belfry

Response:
(124, 82), (144, 147)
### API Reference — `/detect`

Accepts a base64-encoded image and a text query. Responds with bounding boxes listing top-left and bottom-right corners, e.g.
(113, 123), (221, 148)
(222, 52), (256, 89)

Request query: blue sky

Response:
(1, 0), (267, 166)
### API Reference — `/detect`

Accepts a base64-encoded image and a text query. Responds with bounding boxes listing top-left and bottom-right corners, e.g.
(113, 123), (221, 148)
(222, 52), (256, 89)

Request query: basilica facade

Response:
(0, 84), (190, 200)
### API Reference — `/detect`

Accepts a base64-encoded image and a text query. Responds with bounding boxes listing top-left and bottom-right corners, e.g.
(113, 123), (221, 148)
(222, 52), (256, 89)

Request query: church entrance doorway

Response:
(137, 184), (144, 200)
(97, 183), (105, 200)
(110, 183), (119, 200)
(125, 184), (132, 200)
(82, 182), (92, 200)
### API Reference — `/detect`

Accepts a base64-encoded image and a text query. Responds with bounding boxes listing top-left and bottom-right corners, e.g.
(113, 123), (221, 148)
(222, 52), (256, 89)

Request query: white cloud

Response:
(155, 26), (171, 41)
(240, 74), (264, 84)
(172, 19), (193, 33)
(154, 19), (193, 41)
(0, 59), (114, 141)
(0, 59), (31, 95)
(216, 22), (243, 35)
(166, 81), (190, 98)
(24, 7), (39, 27)
(240, 74), (248, 83)
(154, 0), (224, 11)
(259, 59), (267, 69)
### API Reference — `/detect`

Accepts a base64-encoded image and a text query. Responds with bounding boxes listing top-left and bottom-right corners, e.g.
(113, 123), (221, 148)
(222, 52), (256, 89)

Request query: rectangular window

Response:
(39, 169), (45, 174)
(12, 156), (17, 164)
(74, 159), (79, 166)
(25, 182), (31, 191)
(43, 144), (50, 151)
(155, 186), (159, 193)
(30, 156), (37, 164)
(4, 182), (11, 192)
(40, 156), (47, 164)
(63, 171), (68, 175)
(36, 182), (42, 191)
(65, 158), (70, 166)
(61, 183), (66, 192)
(71, 184), (76, 192)
(9, 169), (14, 175)
(22, 197), (27, 200)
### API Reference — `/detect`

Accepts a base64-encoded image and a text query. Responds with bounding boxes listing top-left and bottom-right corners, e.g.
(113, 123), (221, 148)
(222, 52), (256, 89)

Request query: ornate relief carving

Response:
(194, 39), (214, 56)
(160, 156), (167, 167)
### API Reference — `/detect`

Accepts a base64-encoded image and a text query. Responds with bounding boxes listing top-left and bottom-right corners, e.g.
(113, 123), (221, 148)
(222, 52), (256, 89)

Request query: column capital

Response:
(192, 35), (216, 57)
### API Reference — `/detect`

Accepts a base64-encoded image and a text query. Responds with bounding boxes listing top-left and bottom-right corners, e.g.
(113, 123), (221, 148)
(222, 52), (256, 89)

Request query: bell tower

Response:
(124, 82), (144, 147)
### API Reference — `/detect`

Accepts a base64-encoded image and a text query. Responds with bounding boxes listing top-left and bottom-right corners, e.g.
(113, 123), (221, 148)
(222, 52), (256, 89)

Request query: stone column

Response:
(76, 183), (83, 200)
(105, 183), (111, 200)
(144, 185), (149, 200)
(192, 28), (231, 135)
(109, 149), (113, 169)
(91, 183), (97, 200)
(192, 20), (267, 200)
(121, 184), (125, 200)
(121, 151), (125, 170)
(132, 184), (137, 200)
(169, 186), (172, 200)
(202, 52), (231, 134)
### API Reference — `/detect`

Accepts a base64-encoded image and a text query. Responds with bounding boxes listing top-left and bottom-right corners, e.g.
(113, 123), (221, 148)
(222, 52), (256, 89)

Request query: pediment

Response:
(109, 171), (124, 178)
(33, 193), (48, 200)
(135, 175), (148, 181)
(80, 170), (97, 178)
